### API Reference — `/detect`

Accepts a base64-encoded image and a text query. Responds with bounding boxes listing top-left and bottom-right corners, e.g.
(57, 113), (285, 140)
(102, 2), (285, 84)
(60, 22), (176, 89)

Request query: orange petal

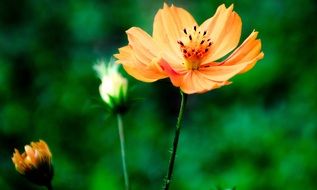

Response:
(222, 30), (264, 73)
(200, 4), (242, 63)
(115, 46), (132, 64)
(153, 3), (197, 59)
(122, 65), (162, 82)
(179, 71), (229, 94)
(126, 27), (160, 65)
(114, 27), (168, 82)
(115, 46), (167, 82)
(159, 59), (183, 86)
(160, 60), (227, 94)
(12, 149), (22, 162)
(199, 62), (250, 82)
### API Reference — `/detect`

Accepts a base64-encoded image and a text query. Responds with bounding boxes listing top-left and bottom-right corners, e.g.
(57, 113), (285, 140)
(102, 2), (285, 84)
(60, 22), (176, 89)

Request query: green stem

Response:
(163, 90), (188, 190)
(117, 114), (130, 190)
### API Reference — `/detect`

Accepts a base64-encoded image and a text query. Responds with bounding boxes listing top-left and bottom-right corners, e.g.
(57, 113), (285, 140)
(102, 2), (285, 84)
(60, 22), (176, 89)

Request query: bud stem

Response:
(117, 114), (130, 190)
(163, 90), (188, 190)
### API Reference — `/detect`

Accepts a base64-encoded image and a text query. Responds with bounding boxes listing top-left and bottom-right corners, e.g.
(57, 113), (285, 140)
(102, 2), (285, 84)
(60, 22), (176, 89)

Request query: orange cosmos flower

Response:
(115, 3), (264, 94)
(12, 140), (53, 187)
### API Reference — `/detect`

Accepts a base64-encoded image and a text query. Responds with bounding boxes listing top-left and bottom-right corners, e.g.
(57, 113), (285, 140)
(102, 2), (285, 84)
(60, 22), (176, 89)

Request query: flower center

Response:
(177, 26), (212, 70)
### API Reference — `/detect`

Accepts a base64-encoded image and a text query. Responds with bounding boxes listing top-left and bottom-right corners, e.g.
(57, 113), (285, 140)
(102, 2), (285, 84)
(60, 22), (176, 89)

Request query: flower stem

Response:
(117, 114), (130, 190)
(163, 90), (188, 190)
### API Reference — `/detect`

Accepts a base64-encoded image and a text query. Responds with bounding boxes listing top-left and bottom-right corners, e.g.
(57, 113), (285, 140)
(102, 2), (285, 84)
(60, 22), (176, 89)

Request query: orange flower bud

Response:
(12, 140), (53, 187)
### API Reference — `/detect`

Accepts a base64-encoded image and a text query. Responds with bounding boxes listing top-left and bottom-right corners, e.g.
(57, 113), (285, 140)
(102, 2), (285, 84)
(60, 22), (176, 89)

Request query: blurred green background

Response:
(1, 0), (317, 189)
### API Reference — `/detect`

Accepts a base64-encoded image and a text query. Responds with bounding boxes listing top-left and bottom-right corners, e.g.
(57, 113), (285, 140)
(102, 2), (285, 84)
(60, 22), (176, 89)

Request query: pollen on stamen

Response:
(177, 26), (214, 66)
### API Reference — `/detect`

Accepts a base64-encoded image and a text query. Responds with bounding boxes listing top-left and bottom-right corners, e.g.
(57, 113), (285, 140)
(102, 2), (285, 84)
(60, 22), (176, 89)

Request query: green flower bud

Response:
(94, 59), (128, 113)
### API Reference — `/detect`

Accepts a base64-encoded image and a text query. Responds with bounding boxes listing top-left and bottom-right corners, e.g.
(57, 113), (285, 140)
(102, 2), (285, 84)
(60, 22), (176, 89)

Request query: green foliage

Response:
(1, 0), (316, 189)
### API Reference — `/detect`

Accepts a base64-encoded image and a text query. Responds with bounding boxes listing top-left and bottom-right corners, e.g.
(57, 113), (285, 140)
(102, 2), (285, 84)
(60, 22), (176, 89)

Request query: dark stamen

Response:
(178, 40), (184, 46)
(203, 31), (207, 36)
(200, 40), (205, 45)
(205, 49), (209, 52)
(183, 29), (187, 34)
(189, 35), (192, 40)
(194, 26), (196, 31)
(208, 42), (212, 46)
(183, 49), (187, 53)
